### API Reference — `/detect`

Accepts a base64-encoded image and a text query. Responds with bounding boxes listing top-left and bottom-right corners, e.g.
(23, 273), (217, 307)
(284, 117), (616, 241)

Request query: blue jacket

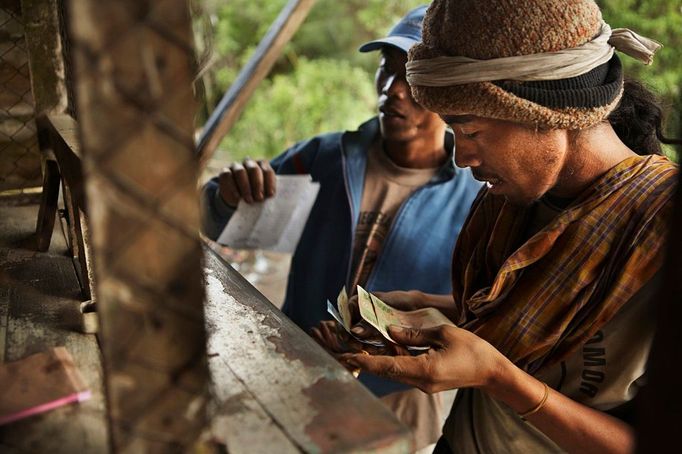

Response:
(202, 117), (481, 395)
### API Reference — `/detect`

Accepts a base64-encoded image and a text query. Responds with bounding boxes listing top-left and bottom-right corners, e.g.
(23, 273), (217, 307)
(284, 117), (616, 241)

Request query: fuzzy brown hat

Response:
(408, 0), (624, 129)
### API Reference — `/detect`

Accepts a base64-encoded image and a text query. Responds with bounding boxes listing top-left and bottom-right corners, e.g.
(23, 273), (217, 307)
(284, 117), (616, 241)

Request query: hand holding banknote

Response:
(313, 287), (428, 371)
(354, 286), (455, 349)
(310, 320), (403, 359)
(339, 324), (507, 393)
(321, 286), (454, 353)
(314, 287), (409, 357)
(346, 289), (428, 339)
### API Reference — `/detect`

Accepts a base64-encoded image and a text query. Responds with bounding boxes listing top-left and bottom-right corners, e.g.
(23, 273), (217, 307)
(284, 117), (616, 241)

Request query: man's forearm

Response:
(484, 357), (635, 454)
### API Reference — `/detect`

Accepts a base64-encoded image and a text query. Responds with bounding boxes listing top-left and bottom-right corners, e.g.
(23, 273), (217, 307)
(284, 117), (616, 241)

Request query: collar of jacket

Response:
(342, 117), (458, 183)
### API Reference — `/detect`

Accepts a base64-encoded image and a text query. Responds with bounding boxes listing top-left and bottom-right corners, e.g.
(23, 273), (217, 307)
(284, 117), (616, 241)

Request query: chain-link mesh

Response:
(64, 0), (211, 449)
(0, 5), (41, 193)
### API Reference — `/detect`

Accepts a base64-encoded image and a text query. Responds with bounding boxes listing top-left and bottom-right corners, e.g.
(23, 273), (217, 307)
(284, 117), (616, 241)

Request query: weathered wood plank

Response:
(207, 356), (300, 453)
(46, 113), (80, 158)
(0, 204), (108, 453)
(204, 247), (413, 453)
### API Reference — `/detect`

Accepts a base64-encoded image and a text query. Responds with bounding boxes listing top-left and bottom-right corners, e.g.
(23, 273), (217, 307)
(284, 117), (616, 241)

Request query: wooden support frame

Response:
(22, 0), (69, 252)
(35, 114), (92, 299)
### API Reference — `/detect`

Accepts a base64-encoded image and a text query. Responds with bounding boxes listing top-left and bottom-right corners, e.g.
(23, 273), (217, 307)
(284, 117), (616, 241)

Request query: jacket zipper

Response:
(364, 183), (426, 288)
(365, 165), (454, 288)
(344, 133), (455, 289)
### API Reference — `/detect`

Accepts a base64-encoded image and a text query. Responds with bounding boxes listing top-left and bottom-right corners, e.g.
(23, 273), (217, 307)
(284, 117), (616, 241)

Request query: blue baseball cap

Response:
(358, 5), (427, 53)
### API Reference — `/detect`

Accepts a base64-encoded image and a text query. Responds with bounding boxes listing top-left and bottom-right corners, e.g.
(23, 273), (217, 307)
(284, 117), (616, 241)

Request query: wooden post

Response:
(21, 0), (67, 115)
(68, 1), (210, 451)
(21, 0), (67, 250)
(196, 0), (316, 168)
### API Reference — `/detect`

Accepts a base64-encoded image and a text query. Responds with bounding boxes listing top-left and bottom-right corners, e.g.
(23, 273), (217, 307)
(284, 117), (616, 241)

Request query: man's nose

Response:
(453, 139), (482, 168)
(382, 74), (408, 99)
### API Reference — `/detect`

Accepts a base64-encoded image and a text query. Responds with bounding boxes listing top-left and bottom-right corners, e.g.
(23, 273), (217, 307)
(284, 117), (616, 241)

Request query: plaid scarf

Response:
(451, 155), (677, 373)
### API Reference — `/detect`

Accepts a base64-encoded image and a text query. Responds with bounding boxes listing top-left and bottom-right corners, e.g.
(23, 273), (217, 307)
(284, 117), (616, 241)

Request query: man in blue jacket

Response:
(201, 5), (481, 449)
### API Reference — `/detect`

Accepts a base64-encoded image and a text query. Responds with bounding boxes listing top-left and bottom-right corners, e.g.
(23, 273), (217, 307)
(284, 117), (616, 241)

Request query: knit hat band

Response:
(406, 21), (661, 87)
(495, 55), (623, 109)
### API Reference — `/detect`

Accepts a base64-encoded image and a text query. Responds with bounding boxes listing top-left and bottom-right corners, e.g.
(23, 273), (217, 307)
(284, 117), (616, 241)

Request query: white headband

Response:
(406, 21), (662, 87)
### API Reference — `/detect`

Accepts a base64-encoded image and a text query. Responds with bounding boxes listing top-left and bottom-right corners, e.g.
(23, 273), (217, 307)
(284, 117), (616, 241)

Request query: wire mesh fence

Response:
(0, 5), (41, 194)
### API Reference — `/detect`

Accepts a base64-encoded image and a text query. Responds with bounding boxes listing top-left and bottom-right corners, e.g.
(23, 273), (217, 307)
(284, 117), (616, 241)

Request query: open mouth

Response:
(472, 171), (503, 189)
(379, 106), (406, 118)
(484, 178), (502, 188)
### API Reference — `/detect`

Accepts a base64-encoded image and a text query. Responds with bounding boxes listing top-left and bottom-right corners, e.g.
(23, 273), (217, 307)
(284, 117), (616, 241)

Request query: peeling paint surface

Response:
(203, 248), (412, 453)
(205, 269), (328, 452)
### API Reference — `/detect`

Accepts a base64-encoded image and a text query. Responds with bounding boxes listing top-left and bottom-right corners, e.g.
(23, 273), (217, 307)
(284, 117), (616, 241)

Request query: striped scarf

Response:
(451, 155), (677, 373)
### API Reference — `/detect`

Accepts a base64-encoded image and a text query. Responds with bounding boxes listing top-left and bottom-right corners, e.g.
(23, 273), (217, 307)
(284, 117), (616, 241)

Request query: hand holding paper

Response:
(217, 175), (320, 253)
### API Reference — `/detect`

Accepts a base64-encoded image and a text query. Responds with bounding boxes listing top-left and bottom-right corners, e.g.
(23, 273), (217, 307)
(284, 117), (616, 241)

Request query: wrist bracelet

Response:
(519, 382), (549, 420)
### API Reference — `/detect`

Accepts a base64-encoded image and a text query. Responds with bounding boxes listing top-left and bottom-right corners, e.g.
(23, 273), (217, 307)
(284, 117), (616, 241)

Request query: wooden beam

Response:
(68, 0), (210, 451)
(21, 0), (67, 115)
(22, 0), (68, 253)
(196, 0), (317, 168)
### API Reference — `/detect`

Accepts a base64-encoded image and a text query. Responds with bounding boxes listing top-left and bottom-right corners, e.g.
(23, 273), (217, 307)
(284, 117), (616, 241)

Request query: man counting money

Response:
(327, 1), (678, 452)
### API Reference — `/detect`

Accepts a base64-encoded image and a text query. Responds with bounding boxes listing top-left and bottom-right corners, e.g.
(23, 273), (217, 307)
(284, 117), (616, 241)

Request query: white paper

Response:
(217, 175), (320, 253)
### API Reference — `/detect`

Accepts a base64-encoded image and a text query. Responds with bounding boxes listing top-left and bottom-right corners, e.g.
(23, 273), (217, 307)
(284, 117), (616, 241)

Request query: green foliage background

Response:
(598, 0), (682, 159)
(194, 0), (681, 167)
(195, 0), (426, 167)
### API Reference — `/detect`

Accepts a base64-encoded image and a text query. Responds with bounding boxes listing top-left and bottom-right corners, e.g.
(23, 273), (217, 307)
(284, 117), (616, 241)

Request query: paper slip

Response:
(357, 285), (455, 349)
(218, 175), (320, 253)
(0, 347), (91, 425)
(217, 175), (320, 253)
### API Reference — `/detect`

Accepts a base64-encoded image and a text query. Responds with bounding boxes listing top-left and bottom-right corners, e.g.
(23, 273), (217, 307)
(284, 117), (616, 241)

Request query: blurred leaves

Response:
(218, 58), (376, 159)
(194, 0), (681, 163)
(194, 0), (425, 162)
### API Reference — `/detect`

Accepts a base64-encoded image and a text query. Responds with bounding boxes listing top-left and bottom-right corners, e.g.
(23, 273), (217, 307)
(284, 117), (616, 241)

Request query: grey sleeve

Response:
(200, 177), (236, 241)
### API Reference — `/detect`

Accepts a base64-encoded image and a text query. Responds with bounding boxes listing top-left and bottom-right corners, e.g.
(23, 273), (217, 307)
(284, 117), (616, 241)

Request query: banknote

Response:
(337, 286), (352, 330)
(326, 300), (386, 348)
(326, 286), (453, 351)
(356, 285), (455, 349)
